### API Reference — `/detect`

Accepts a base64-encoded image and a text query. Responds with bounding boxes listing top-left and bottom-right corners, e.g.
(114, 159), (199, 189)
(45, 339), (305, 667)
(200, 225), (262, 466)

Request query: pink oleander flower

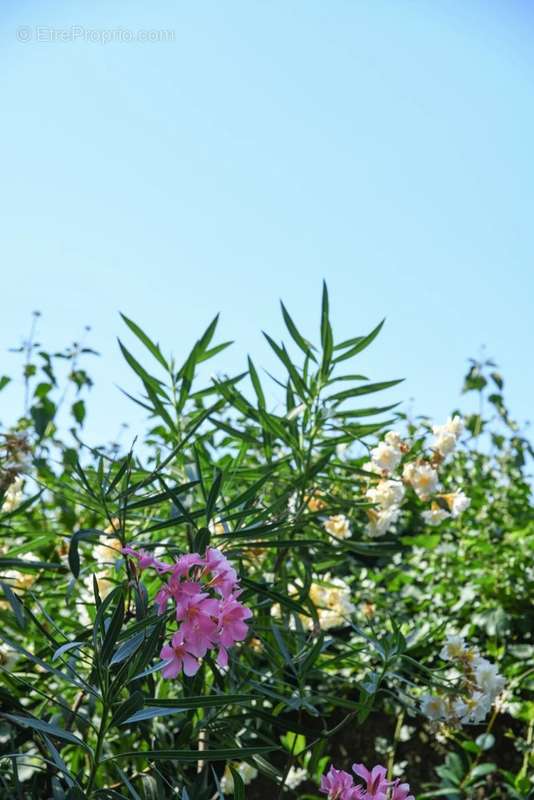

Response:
(123, 543), (251, 677)
(352, 764), (389, 800)
(160, 631), (200, 677)
(320, 766), (363, 800)
(122, 546), (171, 573)
(177, 595), (219, 657)
(173, 552), (205, 577)
(154, 584), (172, 614)
(390, 780), (415, 800)
(203, 547), (238, 597)
(171, 579), (206, 612)
(217, 595), (252, 647)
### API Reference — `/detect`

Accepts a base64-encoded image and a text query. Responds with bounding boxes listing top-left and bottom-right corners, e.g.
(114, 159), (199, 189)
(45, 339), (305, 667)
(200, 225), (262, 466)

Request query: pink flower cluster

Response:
(122, 545), (251, 678)
(320, 764), (414, 800)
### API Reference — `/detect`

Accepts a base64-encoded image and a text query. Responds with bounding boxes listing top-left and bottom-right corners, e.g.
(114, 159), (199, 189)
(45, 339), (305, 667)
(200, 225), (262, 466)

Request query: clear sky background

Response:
(1, 1), (533, 447)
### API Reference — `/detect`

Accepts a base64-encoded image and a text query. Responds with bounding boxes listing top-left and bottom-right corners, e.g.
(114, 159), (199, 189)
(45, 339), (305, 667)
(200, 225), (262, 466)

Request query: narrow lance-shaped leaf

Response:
(280, 301), (317, 362)
(3, 713), (92, 752)
(333, 318), (385, 364)
(120, 313), (169, 370)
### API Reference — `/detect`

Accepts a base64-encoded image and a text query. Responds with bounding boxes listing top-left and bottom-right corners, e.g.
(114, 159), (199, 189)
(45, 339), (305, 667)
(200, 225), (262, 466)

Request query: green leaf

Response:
(248, 356), (266, 408)
(328, 379), (403, 403)
(468, 763), (496, 781)
(122, 706), (185, 725)
(52, 641), (84, 661)
(333, 319), (385, 363)
(3, 713), (91, 752)
(120, 314), (169, 370)
(111, 691), (145, 728)
(101, 591), (125, 664)
(475, 733), (495, 751)
(206, 469), (223, 524)
(146, 694), (255, 710)
(1, 581), (26, 629)
(71, 399), (86, 426)
(107, 746), (277, 763)
(117, 339), (168, 397)
(280, 302), (317, 362)
(68, 529), (103, 578)
(230, 767), (246, 800)
(320, 281), (333, 378)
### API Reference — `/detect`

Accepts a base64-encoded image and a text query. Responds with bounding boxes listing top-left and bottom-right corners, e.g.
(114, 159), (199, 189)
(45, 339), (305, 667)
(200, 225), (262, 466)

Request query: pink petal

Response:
(182, 653), (200, 676)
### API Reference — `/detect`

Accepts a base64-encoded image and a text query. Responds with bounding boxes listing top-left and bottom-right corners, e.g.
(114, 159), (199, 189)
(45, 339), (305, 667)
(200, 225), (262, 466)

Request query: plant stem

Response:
(86, 703), (110, 796)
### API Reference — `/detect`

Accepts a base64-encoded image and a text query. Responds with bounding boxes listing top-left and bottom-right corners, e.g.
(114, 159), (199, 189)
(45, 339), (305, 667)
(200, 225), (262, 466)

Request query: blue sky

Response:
(1, 1), (533, 447)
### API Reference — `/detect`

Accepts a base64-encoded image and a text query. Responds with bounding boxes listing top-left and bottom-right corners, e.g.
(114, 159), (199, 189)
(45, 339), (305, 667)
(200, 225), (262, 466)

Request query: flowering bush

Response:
(0, 288), (531, 798)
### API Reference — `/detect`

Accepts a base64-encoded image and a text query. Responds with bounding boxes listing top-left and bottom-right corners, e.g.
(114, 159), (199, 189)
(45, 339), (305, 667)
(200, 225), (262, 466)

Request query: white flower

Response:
(440, 634), (467, 661)
(285, 767), (307, 790)
(404, 463), (439, 500)
(420, 694), (447, 721)
(474, 658), (505, 699)
(452, 698), (469, 721)
(448, 491), (471, 518)
(237, 763), (258, 784)
(446, 415), (464, 437)
(272, 576), (355, 631)
(220, 763), (258, 794)
(384, 431), (403, 450)
(366, 506), (400, 537)
(370, 442), (402, 473)
(323, 514), (351, 542)
(462, 691), (492, 724)
(209, 518), (227, 535)
(362, 461), (381, 475)
(309, 575), (356, 630)
(433, 430), (458, 457)
(0, 645), (18, 670)
(220, 769), (234, 795)
(2, 476), (24, 513)
(366, 479), (405, 509)
(422, 507), (450, 526)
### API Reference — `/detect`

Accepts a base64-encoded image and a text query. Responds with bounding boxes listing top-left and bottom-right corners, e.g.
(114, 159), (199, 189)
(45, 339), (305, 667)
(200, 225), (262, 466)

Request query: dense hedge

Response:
(0, 288), (532, 799)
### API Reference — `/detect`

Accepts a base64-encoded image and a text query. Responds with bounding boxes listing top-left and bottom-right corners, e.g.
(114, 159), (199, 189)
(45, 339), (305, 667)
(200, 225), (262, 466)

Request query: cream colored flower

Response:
(366, 479), (405, 509)
(366, 506), (400, 537)
(220, 762), (258, 794)
(309, 576), (355, 629)
(209, 518), (226, 535)
(473, 658), (505, 699)
(433, 431), (457, 457)
(384, 431), (403, 450)
(461, 691), (492, 724)
(440, 634), (467, 661)
(362, 461), (381, 475)
(421, 506), (450, 526)
(403, 462), (439, 500)
(271, 575), (355, 631)
(443, 491), (470, 518)
(305, 490), (327, 512)
(1, 476), (24, 513)
(285, 767), (307, 790)
(323, 514), (351, 542)
(420, 694), (447, 721)
(0, 645), (17, 671)
(445, 415), (464, 437)
(370, 442), (402, 473)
